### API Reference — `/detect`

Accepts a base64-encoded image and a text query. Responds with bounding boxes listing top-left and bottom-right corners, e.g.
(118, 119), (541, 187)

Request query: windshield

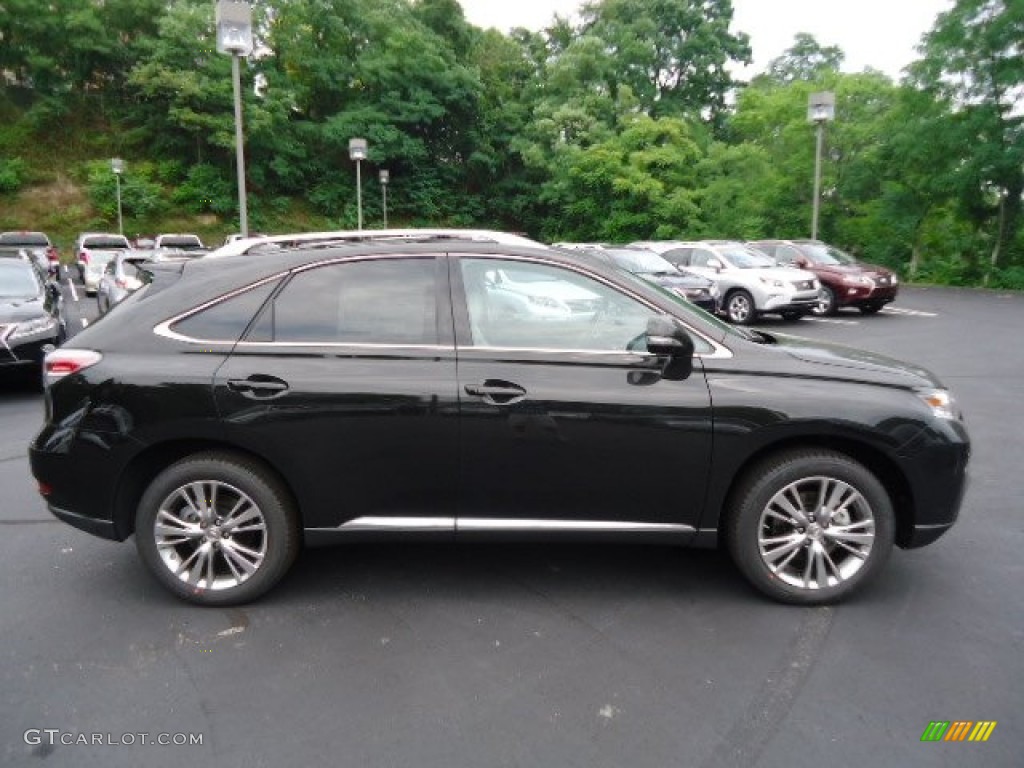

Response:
(0, 232), (49, 247)
(84, 237), (130, 249)
(720, 246), (776, 269)
(160, 236), (204, 249)
(0, 262), (41, 298)
(799, 243), (857, 265)
(605, 248), (679, 275)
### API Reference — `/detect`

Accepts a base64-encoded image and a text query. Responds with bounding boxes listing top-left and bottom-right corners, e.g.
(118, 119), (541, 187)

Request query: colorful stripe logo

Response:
(921, 721), (997, 742)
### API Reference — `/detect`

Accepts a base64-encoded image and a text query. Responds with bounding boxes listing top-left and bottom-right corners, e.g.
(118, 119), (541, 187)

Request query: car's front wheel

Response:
(724, 290), (756, 325)
(135, 453), (300, 606)
(726, 449), (894, 604)
(812, 285), (837, 316)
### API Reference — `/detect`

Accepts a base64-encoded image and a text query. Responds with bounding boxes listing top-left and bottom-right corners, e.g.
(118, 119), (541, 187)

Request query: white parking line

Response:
(66, 279), (78, 302)
(882, 307), (937, 318)
(804, 317), (860, 326)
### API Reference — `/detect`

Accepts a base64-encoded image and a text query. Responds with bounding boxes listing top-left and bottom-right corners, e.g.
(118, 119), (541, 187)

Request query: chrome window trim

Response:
(457, 253), (733, 360)
(153, 251), (733, 359)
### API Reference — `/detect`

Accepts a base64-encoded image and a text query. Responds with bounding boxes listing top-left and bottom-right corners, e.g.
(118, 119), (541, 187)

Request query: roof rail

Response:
(206, 228), (545, 258)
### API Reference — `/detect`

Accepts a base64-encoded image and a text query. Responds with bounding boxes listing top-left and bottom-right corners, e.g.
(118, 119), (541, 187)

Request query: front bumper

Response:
(762, 291), (821, 313)
(0, 331), (55, 369)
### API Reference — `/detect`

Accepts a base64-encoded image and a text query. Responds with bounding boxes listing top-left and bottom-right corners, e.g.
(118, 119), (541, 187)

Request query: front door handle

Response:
(464, 380), (527, 406)
(227, 375), (290, 400)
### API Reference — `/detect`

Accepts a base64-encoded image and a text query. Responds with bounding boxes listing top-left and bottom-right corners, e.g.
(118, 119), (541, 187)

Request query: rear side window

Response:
(171, 279), (281, 342)
(268, 258), (438, 345)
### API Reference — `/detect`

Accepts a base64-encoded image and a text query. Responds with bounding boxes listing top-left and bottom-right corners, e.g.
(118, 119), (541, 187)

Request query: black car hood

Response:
(0, 296), (46, 323)
(770, 332), (941, 389)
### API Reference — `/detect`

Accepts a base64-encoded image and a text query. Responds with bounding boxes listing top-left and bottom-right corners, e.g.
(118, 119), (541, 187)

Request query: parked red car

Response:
(749, 240), (899, 316)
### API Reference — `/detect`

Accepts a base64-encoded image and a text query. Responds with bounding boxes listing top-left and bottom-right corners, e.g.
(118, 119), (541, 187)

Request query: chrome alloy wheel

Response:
(153, 480), (268, 591)
(726, 291), (754, 324)
(756, 475), (875, 590)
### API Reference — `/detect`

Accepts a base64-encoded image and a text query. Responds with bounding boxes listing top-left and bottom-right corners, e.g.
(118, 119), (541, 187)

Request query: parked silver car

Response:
(633, 241), (821, 325)
(96, 251), (150, 314)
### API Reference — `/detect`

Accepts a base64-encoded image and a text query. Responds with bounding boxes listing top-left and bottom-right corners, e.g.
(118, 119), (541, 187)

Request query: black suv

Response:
(30, 231), (970, 606)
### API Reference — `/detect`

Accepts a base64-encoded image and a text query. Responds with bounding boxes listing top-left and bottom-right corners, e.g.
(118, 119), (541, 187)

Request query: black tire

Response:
(724, 289), (756, 325)
(858, 301), (884, 315)
(135, 452), (300, 606)
(811, 285), (837, 316)
(725, 449), (894, 605)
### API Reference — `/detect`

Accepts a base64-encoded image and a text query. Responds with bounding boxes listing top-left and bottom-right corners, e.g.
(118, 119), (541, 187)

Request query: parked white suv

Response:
(633, 240), (821, 324)
(153, 233), (207, 253)
(73, 233), (131, 282)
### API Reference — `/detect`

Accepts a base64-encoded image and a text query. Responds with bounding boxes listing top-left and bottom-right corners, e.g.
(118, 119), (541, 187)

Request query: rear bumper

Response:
(48, 503), (119, 540)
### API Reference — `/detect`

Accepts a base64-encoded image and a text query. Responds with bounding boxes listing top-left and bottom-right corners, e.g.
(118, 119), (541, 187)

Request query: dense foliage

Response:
(0, 0), (1021, 285)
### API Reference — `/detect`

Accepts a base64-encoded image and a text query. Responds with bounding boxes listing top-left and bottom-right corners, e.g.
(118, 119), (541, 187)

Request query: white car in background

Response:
(80, 249), (122, 295)
(633, 240), (821, 325)
(73, 232), (131, 282)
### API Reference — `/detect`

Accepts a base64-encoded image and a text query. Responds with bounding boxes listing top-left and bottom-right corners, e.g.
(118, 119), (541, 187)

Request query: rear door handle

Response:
(464, 380), (527, 406)
(227, 375), (290, 399)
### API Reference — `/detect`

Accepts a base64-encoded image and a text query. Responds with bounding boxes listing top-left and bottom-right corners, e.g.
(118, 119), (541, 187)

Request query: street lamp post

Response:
(349, 138), (368, 230)
(807, 91), (836, 241)
(215, 0), (253, 237)
(111, 157), (124, 236)
(379, 169), (389, 228)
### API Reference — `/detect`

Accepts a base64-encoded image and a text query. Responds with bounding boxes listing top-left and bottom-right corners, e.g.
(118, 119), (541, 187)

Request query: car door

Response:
(213, 255), (460, 535)
(451, 254), (713, 536)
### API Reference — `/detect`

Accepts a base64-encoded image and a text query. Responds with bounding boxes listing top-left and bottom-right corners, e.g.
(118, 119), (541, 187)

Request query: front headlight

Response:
(9, 316), (57, 341)
(916, 388), (958, 420)
(759, 277), (785, 288)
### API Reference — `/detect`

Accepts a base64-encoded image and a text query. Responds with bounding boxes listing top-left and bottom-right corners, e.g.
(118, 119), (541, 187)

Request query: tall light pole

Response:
(111, 157), (124, 236)
(379, 169), (389, 228)
(808, 91), (835, 241)
(215, 1), (253, 237)
(349, 138), (368, 230)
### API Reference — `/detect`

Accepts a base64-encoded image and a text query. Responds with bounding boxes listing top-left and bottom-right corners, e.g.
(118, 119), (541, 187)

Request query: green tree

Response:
(578, 0), (751, 126)
(910, 0), (1024, 276)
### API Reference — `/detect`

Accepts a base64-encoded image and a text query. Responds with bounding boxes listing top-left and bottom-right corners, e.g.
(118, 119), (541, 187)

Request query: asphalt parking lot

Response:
(1, 285), (1021, 767)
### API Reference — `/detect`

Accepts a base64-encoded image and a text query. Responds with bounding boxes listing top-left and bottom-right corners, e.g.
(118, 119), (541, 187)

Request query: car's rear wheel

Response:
(724, 290), (756, 325)
(726, 450), (894, 604)
(812, 286), (837, 316)
(135, 453), (300, 606)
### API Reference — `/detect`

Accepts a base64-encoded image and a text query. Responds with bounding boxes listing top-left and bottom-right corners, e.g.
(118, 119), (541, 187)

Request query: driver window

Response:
(460, 258), (660, 352)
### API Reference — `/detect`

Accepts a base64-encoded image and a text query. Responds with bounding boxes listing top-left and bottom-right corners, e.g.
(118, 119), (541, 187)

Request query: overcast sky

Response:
(457, 0), (953, 80)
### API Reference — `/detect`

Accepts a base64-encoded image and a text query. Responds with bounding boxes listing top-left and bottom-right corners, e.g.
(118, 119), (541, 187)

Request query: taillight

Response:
(80, 251), (89, 263)
(43, 349), (102, 386)
(47, 246), (59, 262)
(115, 278), (126, 288)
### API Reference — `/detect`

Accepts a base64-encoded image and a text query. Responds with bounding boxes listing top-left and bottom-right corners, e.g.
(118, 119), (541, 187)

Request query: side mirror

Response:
(706, 257), (723, 272)
(645, 315), (695, 381)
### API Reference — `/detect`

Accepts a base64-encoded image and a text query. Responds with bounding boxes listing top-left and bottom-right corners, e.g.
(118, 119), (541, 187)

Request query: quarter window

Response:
(271, 258), (438, 345)
(172, 278), (281, 342)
